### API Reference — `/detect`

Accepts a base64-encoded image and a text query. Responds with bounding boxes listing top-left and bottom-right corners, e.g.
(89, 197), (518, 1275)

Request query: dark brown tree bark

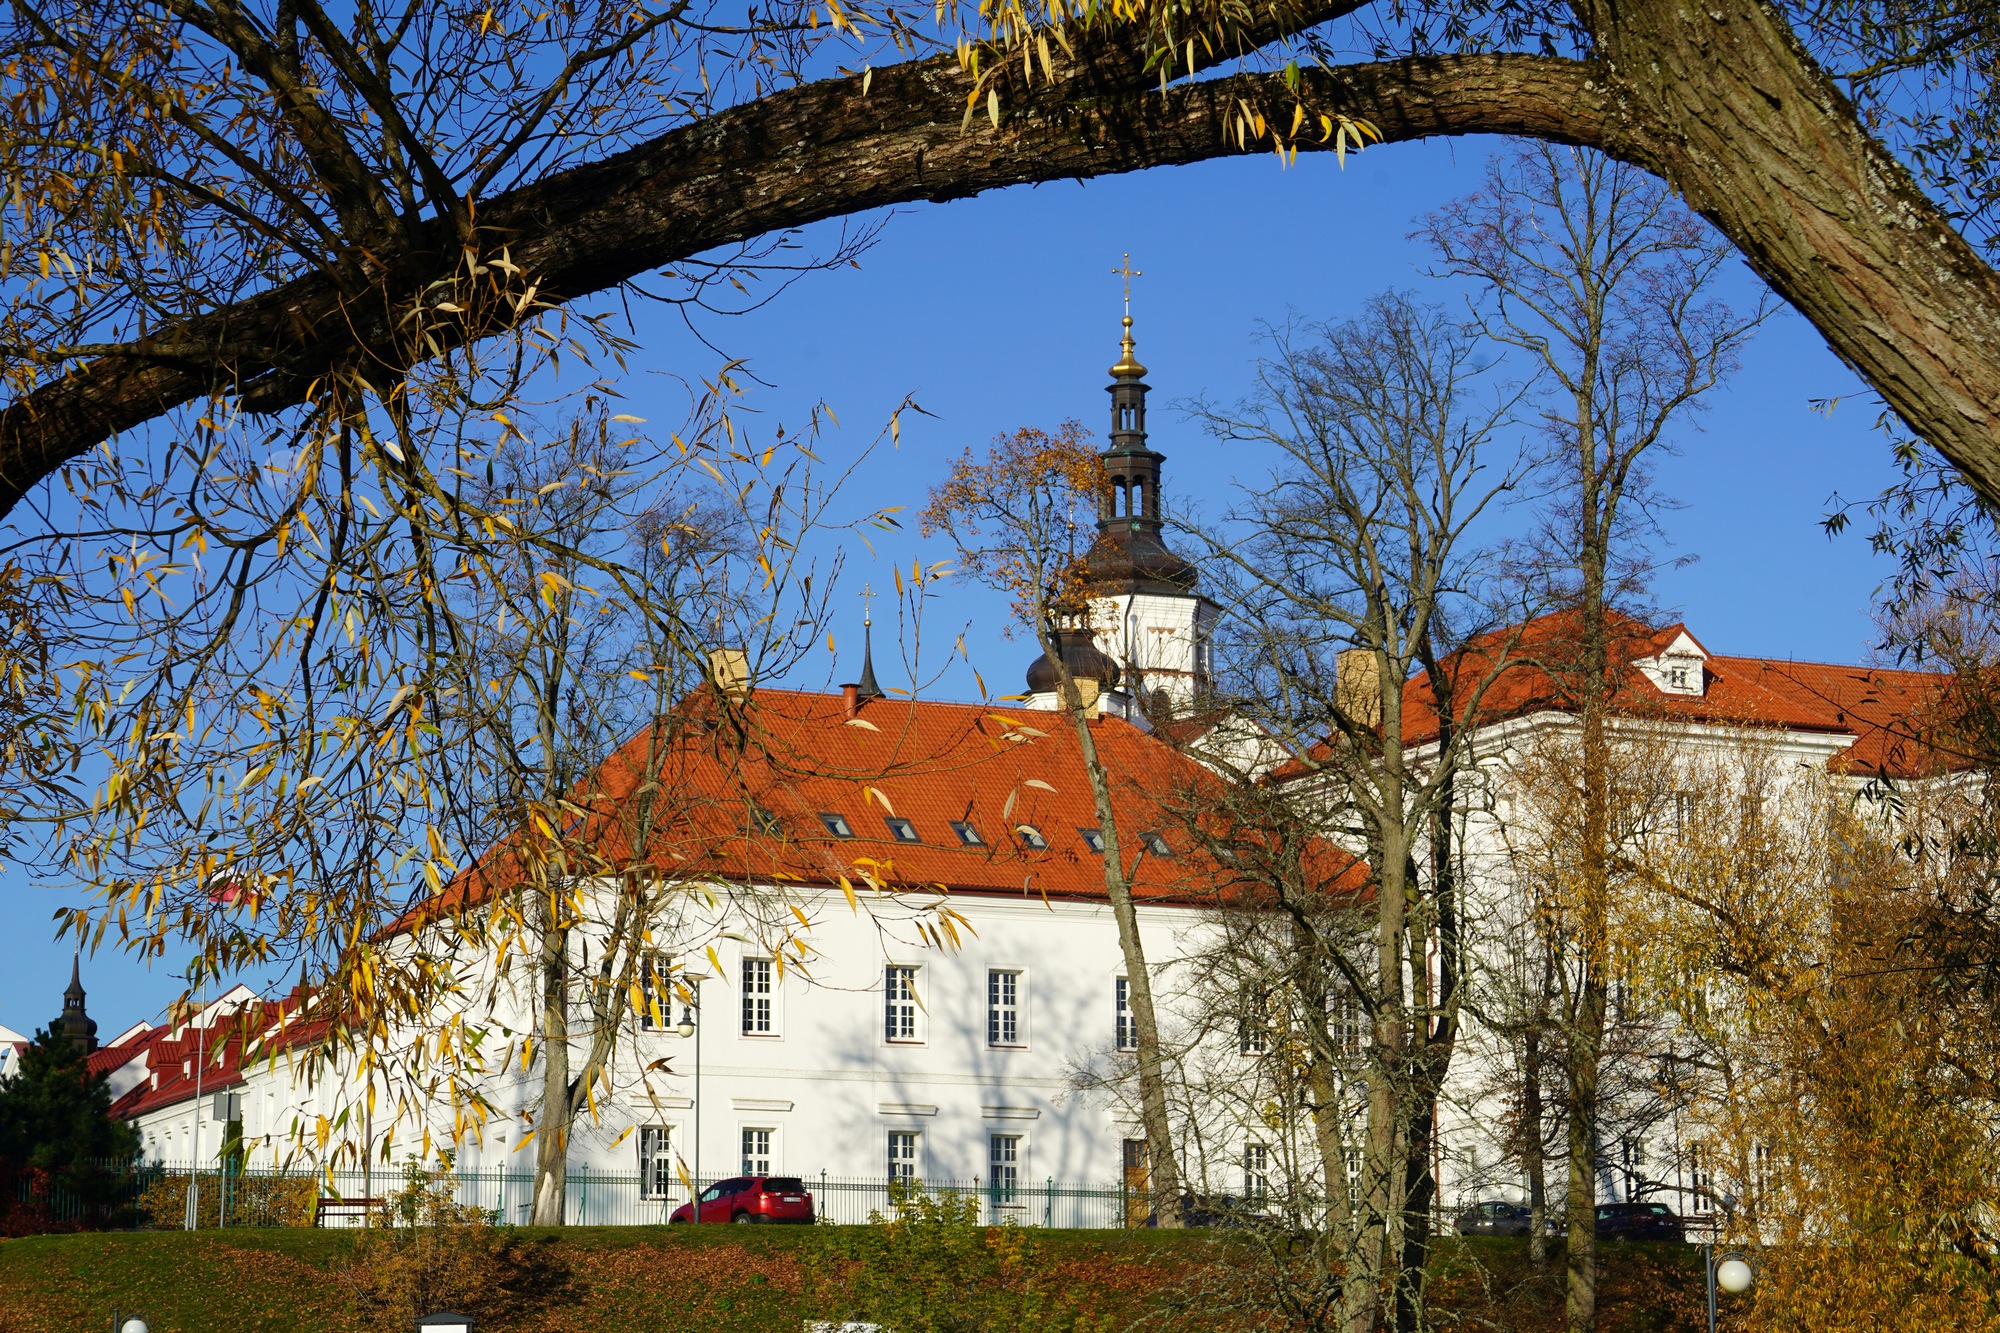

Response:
(9, 0), (2000, 520)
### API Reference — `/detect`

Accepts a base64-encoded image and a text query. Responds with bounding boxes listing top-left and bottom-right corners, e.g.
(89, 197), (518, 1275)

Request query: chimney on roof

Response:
(706, 647), (751, 699)
(1337, 648), (1382, 730)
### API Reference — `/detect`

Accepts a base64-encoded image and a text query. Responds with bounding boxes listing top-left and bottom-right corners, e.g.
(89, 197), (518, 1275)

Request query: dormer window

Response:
(1637, 630), (1708, 698)
(819, 812), (855, 838)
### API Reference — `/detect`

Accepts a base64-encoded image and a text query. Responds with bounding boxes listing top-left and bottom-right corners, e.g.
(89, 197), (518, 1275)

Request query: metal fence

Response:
(15, 1161), (1141, 1231)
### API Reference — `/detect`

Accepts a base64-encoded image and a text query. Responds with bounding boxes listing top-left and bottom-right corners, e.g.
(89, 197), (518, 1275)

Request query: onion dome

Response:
(1025, 626), (1123, 695)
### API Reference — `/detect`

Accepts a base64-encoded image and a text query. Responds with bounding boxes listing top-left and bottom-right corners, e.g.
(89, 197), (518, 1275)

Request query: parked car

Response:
(668, 1175), (816, 1224)
(1594, 1201), (1685, 1241)
(1454, 1201), (1533, 1237)
(1146, 1193), (1275, 1229)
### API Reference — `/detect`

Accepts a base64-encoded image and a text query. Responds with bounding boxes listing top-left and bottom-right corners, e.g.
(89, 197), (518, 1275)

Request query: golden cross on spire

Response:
(1113, 253), (1142, 318)
(860, 582), (874, 627)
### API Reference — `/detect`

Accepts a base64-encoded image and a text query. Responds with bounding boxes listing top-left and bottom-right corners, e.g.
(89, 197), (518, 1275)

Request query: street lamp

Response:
(1706, 1246), (1755, 1333)
(112, 1310), (149, 1333)
(676, 976), (703, 1224)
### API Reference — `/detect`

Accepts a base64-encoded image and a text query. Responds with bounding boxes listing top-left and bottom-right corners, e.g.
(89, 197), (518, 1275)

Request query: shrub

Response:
(337, 1156), (521, 1333)
(804, 1185), (1117, 1333)
(137, 1170), (319, 1228)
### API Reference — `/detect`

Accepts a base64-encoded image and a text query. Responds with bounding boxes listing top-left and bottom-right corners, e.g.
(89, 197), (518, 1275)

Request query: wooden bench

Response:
(314, 1195), (385, 1227)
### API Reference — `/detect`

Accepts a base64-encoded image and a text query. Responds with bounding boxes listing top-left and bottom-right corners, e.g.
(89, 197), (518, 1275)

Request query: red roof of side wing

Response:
(1290, 612), (1952, 782)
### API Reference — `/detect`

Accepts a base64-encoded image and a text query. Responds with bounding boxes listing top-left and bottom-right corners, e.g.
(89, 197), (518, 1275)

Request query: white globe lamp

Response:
(1716, 1257), (1754, 1295)
(119, 1318), (150, 1333)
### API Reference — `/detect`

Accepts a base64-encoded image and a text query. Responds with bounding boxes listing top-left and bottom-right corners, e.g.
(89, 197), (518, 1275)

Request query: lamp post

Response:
(676, 976), (702, 1223)
(112, 1310), (149, 1333)
(170, 968), (209, 1231)
(1705, 1245), (1754, 1333)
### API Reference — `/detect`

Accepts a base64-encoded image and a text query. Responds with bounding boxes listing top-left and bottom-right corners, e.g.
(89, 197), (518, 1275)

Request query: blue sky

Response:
(3, 136), (1903, 1039)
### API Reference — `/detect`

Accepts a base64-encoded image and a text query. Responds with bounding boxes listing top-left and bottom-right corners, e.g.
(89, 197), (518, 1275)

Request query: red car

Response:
(669, 1175), (815, 1224)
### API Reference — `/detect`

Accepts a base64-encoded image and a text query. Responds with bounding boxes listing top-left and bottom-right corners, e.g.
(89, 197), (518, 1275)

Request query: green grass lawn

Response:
(0, 1227), (1710, 1333)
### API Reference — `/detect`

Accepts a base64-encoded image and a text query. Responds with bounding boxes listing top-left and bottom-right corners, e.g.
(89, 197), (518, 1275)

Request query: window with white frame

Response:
(888, 1130), (919, 1185)
(885, 965), (921, 1042)
(1239, 992), (1271, 1055)
(741, 956), (775, 1035)
(638, 1125), (675, 1199)
(638, 951), (672, 1030)
(1244, 1143), (1271, 1202)
(742, 1127), (773, 1176)
(989, 1133), (1020, 1201)
(1115, 977), (1137, 1051)
(1689, 1141), (1713, 1213)
(988, 969), (1022, 1046)
(1332, 992), (1366, 1058)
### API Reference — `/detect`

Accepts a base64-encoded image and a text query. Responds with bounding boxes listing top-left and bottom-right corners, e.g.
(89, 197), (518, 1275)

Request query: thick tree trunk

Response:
(1588, 0), (2000, 508)
(532, 888), (570, 1228)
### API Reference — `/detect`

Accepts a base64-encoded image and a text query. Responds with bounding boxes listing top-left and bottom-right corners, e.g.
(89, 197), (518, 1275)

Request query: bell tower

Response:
(1078, 258), (1217, 715)
(56, 952), (98, 1053)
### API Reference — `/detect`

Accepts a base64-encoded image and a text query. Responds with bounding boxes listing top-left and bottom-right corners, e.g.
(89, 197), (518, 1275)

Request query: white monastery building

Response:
(50, 314), (1949, 1228)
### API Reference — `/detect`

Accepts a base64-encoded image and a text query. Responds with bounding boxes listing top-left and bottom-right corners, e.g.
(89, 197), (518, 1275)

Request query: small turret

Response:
(56, 952), (98, 1053)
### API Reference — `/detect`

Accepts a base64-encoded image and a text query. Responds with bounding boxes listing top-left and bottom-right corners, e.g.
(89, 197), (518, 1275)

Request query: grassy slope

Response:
(0, 1228), (1711, 1333)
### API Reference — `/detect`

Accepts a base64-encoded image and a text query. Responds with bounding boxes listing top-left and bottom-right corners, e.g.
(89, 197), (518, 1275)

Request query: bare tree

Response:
(1419, 141), (1768, 1333)
(923, 420), (1187, 1228)
(1184, 291), (1526, 1333)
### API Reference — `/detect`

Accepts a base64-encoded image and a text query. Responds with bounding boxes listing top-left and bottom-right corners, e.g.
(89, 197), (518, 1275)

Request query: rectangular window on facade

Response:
(638, 1125), (675, 1199)
(885, 817), (920, 842)
(638, 952), (671, 1030)
(742, 1127), (773, 1176)
(987, 970), (1022, 1046)
(888, 1130), (919, 1185)
(989, 1134), (1020, 1201)
(1672, 791), (1698, 839)
(1244, 1143), (1271, 1202)
(885, 965), (921, 1042)
(1239, 992), (1271, 1056)
(1333, 992), (1366, 1058)
(1689, 1141), (1713, 1213)
(949, 819), (985, 846)
(741, 957), (775, 1035)
(1115, 978), (1137, 1052)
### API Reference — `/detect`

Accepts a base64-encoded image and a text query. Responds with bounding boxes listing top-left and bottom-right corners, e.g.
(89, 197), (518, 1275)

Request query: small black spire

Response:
(841, 583), (884, 703)
(56, 951), (97, 1053)
(856, 616), (884, 701)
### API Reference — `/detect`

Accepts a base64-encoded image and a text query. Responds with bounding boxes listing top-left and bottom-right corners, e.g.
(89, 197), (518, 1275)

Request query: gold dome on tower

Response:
(1109, 315), (1147, 379)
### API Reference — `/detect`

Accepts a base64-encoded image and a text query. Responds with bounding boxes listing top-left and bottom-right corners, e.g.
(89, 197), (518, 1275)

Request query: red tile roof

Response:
(421, 689), (1362, 925)
(1376, 611), (1951, 780)
(105, 996), (321, 1121)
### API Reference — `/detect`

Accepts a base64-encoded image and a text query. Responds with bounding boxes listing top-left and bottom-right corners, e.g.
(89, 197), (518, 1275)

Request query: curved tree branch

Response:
(7, 0), (2000, 525)
(0, 49), (1598, 522)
